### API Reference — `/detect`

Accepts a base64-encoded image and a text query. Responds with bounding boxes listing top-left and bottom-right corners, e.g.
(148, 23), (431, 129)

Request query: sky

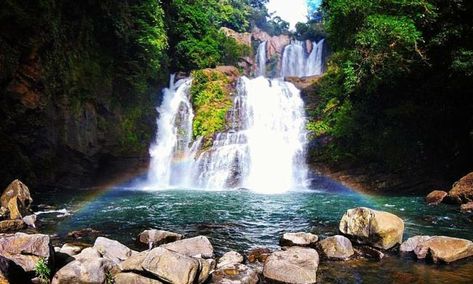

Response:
(266, 0), (321, 30)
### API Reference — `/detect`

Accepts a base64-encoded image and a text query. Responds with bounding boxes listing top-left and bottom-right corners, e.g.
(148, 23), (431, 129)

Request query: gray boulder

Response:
(411, 236), (473, 263)
(161, 236), (214, 258)
(317, 235), (354, 260)
(263, 247), (319, 284)
(94, 237), (133, 264)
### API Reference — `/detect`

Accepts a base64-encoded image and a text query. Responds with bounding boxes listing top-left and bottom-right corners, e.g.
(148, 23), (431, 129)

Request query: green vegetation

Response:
(190, 69), (234, 147)
(34, 258), (51, 284)
(309, 0), (473, 180)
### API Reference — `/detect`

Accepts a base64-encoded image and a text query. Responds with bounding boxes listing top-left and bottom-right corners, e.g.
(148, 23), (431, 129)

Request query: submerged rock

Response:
(137, 229), (183, 249)
(211, 263), (259, 284)
(94, 237), (133, 264)
(141, 247), (200, 284)
(412, 236), (473, 263)
(0, 232), (53, 273)
(263, 247), (319, 284)
(0, 179), (33, 220)
(426, 190), (448, 205)
(247, 247), (271, 263)
(217, 251), (244, 268)
(67, 228), (101, 240)
(280, 232), (318, 248)
(339, 207), (404, 250)
(448, 172), (473, 204)
(317, 235), (354, 260)
(353, 245), (385, 261)
(161, 236), (214, 258)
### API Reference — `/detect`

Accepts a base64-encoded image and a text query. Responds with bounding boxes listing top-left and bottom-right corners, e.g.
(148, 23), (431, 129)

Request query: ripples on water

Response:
(34, 177), (473, 283)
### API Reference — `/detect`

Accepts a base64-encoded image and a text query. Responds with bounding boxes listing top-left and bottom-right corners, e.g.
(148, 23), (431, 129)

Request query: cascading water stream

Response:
(281, 39), (325, 77)
(146, 38), (327, 192)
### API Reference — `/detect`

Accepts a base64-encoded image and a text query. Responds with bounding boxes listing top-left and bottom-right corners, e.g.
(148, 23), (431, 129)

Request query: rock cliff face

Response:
(0, 46), (155, 189)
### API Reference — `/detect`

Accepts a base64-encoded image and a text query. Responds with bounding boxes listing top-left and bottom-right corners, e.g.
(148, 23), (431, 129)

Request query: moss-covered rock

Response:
(190, 67), (240, 148)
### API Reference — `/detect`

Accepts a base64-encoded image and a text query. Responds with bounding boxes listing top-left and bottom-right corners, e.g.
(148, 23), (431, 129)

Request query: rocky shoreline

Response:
(1, 180), (473, 283)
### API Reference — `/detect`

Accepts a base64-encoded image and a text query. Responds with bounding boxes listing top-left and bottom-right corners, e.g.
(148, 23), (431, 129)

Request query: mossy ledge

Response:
(190, 66), (240, 148)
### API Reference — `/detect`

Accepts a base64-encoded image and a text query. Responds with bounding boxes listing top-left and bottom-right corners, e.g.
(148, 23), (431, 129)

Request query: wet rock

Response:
(426, 190), (448, 205)
(0, 180), (33, 220)
(400, 236), (432, 254)
(339, 207), (404, 250)
(211, 263), (259, 284)
(67, 228), (101, 240)
(0, 255), (29, 283)
(141, 247), (199, 284)
(448, 172), (473, 204)
(196, 258), (216, 284)
(247, 248), (271, 263)
(161, 236), (214, 258)
(263, 247), (319, 284)
(354, 245), (385, 261)
(94, 237), (133, 264)
(280, 232), (318, 248)
(317, 235), (354, 260)
(59, 243), (89, 257)
(413, 236), (473, 263)
(460, 202), (473, 212)
(137, 229), (183, 249)
(0, 219), (25, 233)
(51, 256), (116, 284)
(217, 251), (244, 268)
(22, 214), (36, 228)
(0, 232), (53, 273)
(115, 272), (163, 284)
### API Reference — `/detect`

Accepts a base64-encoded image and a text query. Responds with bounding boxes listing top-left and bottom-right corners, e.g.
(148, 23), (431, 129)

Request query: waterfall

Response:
(281, 39), (325, 77)
(147, 75), (195, 188)
(256, 41), (267, 76)
(147, 76), (308, 193)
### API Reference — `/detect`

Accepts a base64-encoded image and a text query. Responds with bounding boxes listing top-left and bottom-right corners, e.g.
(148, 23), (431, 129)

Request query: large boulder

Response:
(51, 256), (116, 284)
(426, 190), (448, 205)
(448, 172), (473, 204)
(137, 229), (183, 249)
(0, 180), (33, 220)
(263, 247), (319, 284)
(161, 236), (214, 258)
(412, 236), (473, 263)
(94, 237), (133, 264)
(280, 232), (318, 248)
(211, 263), (259, 284)
(339, 207), (404, 250)
(115, 272), (163, 284)
(217, 251), (243, 269)
(0, 233), (53, 273)
(141, 247), (199, 284)
(317, 235), (354, 260)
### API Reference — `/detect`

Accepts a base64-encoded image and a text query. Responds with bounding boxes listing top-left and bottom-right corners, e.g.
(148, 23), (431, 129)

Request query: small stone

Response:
(22, 214), (36, 228)
(317, 235), (354, 260)
(137, 229), (183, 249)
(280, 232), (318, 247)
(263, 247), (319, 284)
(426, 190), (448, 205)
(217, 251), (244, 268)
